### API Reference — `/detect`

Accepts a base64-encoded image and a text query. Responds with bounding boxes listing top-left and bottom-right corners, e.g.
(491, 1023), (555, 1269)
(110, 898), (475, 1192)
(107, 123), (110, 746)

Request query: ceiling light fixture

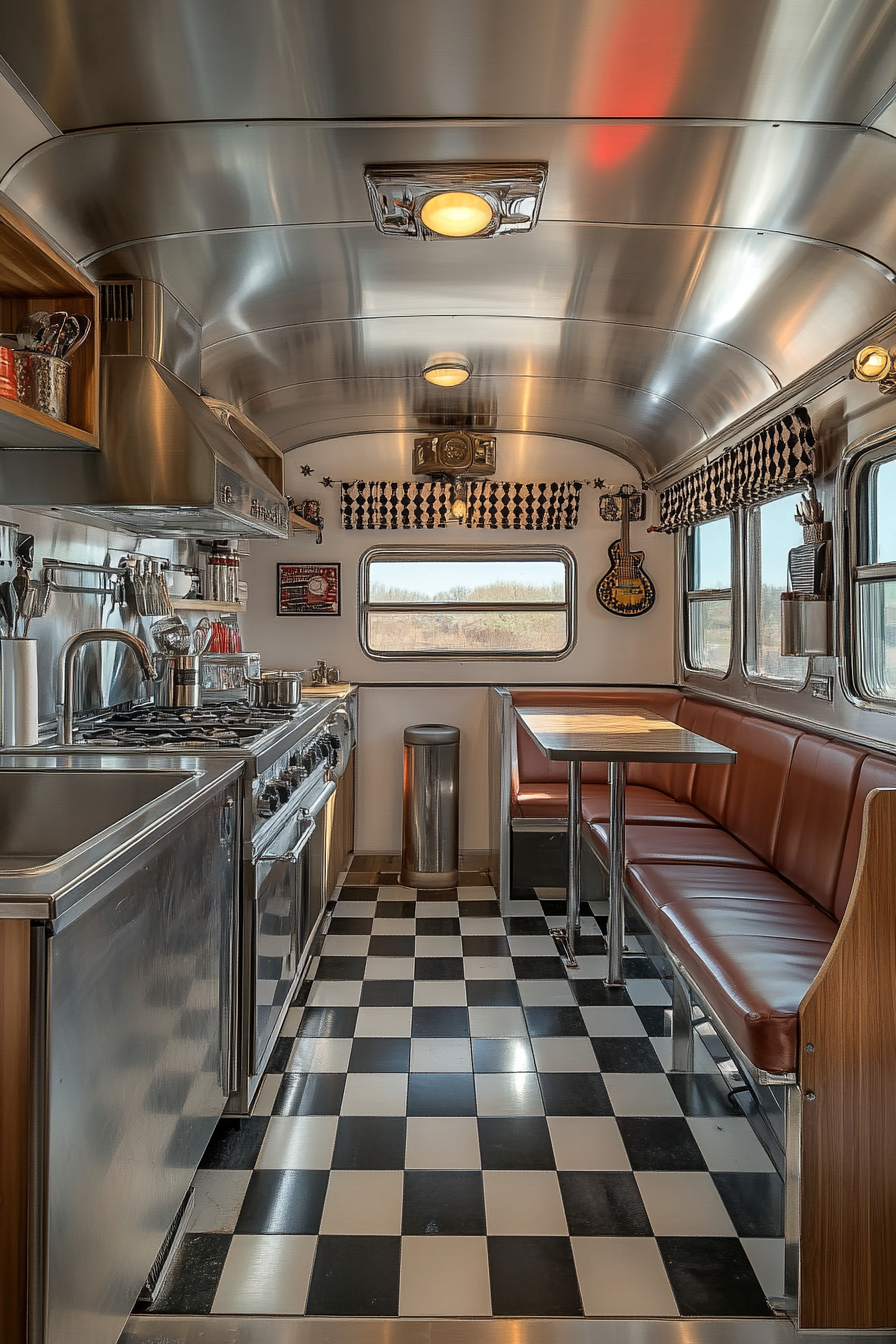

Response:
(422, 353), (472, 387)
(364, 163), (548, 240)
(854, 344), (892, 382)
(420, 191), (494, 238)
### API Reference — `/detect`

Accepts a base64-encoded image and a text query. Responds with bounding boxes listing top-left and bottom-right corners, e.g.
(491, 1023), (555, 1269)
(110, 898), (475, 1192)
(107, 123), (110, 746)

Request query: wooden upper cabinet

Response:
(0, 197), (99, 449)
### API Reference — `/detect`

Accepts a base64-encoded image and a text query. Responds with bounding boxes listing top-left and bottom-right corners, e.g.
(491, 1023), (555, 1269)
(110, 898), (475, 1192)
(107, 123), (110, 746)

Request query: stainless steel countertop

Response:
(0, 752), (244, 925)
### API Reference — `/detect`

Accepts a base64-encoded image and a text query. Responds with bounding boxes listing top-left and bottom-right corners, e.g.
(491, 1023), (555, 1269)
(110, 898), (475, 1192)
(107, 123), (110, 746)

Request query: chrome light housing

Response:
(364, 162), (548, 239)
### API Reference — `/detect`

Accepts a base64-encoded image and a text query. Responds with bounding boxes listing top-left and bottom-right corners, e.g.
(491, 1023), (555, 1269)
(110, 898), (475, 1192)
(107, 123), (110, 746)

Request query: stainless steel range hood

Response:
(0, 280), (290, 540)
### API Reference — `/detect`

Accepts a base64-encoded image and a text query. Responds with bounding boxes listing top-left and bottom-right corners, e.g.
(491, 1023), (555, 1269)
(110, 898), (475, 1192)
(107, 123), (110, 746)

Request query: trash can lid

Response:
(404, 723), (460, 746)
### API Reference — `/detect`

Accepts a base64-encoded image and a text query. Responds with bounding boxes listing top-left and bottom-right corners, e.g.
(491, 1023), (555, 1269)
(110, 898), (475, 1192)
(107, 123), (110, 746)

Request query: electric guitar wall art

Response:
(596, 485), (656, 617)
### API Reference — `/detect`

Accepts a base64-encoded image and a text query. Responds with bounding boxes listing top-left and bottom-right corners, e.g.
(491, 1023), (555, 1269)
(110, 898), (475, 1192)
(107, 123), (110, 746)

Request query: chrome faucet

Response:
(57, 629), (157, 745)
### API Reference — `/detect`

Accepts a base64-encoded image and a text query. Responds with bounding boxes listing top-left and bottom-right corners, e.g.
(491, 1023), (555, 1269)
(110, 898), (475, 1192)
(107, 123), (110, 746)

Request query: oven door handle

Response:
(256, 813), (316, 865)
(304, 777), (337, 818)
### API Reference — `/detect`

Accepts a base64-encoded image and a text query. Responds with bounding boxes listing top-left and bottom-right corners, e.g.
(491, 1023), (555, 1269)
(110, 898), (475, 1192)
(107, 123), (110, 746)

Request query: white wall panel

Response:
(239, 431), (675, 850)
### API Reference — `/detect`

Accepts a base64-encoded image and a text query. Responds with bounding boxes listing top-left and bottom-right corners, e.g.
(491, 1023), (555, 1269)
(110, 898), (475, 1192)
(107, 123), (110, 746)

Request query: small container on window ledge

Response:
(780, 593), (833, 657)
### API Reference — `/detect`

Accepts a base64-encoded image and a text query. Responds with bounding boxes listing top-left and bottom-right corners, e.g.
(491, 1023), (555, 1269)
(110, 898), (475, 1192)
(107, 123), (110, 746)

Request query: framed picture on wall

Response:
(277, 562), (341, 616)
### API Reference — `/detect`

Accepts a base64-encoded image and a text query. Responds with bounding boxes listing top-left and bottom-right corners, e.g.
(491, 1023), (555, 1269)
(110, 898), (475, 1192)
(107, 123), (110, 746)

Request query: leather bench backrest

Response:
(834, 754), (896, 920)
(512, 689), (684, 787)
(683, 702), (741, 821)
(723, 715), (801, 864)
(774, 736), (864, 915)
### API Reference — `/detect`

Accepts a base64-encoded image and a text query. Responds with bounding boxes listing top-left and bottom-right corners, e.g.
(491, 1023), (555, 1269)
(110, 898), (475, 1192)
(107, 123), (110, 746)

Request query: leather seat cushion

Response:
(626, 861), (810, 918)
(656, 895), (836, 1074)
(580, 786), (715, 826)
(588, 822), (769, 869)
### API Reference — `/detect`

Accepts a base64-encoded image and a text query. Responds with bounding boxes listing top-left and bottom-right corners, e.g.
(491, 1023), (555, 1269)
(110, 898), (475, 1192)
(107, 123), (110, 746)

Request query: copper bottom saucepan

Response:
(245, 669), (304, 708)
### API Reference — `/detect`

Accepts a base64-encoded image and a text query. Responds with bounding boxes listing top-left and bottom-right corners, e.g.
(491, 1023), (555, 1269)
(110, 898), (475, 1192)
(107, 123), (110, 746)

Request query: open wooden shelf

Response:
(290, 513), (321, 536)
(171, 598), (245, 614)
(0, 198), (99, 451)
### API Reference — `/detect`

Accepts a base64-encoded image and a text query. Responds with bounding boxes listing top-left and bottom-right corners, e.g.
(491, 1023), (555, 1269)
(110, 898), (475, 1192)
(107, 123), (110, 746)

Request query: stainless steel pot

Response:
(245, 669), (304, 708)
(154, 653), (202, 708)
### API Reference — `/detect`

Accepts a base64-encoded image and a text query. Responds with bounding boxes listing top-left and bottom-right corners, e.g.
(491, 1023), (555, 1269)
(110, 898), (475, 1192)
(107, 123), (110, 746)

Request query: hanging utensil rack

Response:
(42, 557), (125, 601)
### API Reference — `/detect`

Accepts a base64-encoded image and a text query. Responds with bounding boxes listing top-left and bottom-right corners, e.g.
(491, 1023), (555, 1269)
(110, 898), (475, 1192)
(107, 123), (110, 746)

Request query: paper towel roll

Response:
(1, 639), (39, 746)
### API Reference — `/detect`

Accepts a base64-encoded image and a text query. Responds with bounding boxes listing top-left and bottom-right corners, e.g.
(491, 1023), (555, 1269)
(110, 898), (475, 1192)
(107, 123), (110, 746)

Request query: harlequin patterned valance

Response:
(657, 406), (816, 533)
(340, 480), (581, 530)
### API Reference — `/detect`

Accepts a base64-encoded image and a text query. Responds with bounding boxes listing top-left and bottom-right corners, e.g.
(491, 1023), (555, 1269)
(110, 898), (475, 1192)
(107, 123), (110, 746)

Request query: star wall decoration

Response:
(300, 464), (313, 476)
(321, 476), (334, 488)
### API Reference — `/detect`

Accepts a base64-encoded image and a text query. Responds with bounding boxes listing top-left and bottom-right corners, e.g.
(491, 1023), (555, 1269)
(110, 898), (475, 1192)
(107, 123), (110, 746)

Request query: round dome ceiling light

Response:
(422, 353), (473, 387)
(854, 344), (892, 382)
(419, 191), (494, 237)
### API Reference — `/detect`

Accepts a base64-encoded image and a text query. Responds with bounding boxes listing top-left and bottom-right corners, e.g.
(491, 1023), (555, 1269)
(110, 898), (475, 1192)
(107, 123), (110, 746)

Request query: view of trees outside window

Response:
(363, 555), (572, 656)
(858, 456), (896, 700)
(751, 494), (809, 683)
(686, 516), (731, 673)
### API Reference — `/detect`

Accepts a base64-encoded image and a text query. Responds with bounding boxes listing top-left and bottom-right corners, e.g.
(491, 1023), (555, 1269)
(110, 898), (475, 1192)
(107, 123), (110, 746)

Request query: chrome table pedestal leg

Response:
(605, 759), (627, 987)
(552, 759), (581, 969)
(671, 968), (694, 1072)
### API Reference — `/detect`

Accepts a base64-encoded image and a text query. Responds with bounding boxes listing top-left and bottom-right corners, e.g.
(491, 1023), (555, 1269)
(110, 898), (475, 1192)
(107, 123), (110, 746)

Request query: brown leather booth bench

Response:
(494, 686), (896, 1331)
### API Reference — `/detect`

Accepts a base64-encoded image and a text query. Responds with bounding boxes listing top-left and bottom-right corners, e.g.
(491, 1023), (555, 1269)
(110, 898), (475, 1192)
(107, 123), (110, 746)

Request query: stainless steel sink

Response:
(0, 768), (192, 872)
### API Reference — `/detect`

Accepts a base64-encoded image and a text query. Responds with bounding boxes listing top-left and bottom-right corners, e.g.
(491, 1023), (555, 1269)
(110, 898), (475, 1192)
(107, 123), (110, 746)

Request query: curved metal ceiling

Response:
(2, 0), (896, 475)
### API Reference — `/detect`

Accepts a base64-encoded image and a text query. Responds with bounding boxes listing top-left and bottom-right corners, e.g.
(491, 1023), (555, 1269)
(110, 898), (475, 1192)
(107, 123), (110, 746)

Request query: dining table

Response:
(515, 705), (736, 983)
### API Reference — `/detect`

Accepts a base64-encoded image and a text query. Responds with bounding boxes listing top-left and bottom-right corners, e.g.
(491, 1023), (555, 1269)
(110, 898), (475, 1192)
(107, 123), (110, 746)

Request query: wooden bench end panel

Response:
(798, 787), (896, 1330)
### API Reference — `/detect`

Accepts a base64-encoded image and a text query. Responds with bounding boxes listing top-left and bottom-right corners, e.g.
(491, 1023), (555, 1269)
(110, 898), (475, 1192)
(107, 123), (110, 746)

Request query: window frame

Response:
(358, 543), (577, 661)
(744, 491), (811, 690)
(682, 515), (734, 678)
(849, 441), (896, 708)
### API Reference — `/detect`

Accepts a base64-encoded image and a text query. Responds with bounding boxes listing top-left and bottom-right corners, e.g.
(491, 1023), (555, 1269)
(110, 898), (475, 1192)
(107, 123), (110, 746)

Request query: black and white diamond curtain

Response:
(340, 481), (449, 530)
(341, 480), (581, 530)
(657, 406), (816, 532)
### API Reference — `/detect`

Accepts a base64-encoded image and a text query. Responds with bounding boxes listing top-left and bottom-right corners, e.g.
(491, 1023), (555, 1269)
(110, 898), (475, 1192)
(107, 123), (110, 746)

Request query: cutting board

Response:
(302, 683), (353, 697)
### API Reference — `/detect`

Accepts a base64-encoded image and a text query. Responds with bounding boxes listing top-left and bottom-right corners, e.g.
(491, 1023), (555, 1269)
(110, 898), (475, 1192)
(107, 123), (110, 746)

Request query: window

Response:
(746, 493), (809, 684)
(684, 516), (732, 674)
(854, 451), (896, 702)
(359, 546), (575, 659)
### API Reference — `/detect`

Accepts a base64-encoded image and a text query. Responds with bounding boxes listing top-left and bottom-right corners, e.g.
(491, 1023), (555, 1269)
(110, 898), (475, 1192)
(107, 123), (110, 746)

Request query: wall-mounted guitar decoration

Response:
(596, 484), (656, 617)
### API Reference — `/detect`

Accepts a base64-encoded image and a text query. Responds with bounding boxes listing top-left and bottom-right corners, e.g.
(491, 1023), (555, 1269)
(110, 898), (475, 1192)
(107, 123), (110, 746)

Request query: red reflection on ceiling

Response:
(587, 0), (701, 170)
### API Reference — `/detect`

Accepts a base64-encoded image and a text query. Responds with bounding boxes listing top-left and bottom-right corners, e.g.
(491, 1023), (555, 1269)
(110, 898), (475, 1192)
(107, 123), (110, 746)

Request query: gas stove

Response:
(74, 701), (313, 751)
(71, 694), (355, 838)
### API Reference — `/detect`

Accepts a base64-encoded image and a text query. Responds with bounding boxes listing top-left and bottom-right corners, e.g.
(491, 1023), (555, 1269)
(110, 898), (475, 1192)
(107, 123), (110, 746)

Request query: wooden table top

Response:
(516, 705), (737, 764)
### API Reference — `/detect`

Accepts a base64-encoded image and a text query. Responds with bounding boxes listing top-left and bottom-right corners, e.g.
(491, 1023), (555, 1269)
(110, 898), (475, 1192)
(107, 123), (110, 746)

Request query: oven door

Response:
(250, 808), (316, 1077)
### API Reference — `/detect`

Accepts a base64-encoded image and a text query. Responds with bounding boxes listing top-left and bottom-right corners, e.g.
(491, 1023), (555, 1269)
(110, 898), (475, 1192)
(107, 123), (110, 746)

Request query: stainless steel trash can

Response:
(401, 724), (460, 888)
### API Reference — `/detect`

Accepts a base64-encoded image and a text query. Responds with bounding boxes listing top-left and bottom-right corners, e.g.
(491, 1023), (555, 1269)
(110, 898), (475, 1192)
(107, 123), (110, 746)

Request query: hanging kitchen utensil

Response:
(33, 312), (68, 355)
(20, 587), (39, 639)
(11, 568), (29, 636)
(55, 315), (81, 359)
(60, 313), (92, 359)
(0, 582), (14, 638)
(191, 616), (213, 655)
(14, 532), (34, 572)
(158, 565), (175, 616)
(16, 311), (51, 351)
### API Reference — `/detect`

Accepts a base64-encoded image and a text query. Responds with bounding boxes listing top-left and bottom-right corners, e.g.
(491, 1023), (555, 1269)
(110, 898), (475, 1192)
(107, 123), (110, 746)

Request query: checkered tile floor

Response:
(140, 863), (784, 1319)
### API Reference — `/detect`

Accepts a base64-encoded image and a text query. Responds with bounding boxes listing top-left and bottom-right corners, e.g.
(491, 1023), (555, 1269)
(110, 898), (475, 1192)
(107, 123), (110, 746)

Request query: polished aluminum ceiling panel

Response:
(3, 0), (896, 127)
(2, 1), (896, 476)
(6, 122), (896, 273)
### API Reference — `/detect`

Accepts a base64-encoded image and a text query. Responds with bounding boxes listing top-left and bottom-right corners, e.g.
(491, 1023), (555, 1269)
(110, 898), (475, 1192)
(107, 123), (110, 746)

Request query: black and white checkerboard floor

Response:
(141, 863), (784, 1319)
